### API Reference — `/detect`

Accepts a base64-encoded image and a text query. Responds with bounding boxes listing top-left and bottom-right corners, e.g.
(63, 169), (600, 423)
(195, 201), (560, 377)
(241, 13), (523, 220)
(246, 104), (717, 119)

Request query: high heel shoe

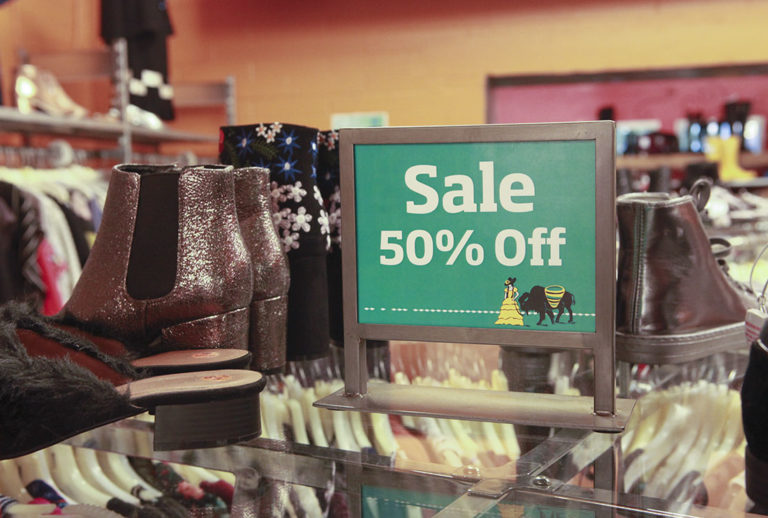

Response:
(15, 64), (88, 119)
(0, 314), (266, 459)
(60, 164), (253, 356)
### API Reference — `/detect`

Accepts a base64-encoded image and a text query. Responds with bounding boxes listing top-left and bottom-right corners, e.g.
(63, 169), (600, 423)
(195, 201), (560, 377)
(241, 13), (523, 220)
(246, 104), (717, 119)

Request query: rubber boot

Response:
(707, 136), (756, 182)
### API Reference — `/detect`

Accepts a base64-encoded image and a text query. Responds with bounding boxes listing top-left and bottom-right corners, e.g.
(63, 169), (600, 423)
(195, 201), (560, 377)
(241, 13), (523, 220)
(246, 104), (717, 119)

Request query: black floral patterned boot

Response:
(317, 130), (387, 355)
(220, 123), (330, 361)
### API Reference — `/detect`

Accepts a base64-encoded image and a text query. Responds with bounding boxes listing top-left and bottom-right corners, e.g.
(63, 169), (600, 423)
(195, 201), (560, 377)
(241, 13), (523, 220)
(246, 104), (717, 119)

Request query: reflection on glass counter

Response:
(0, 340), (758, 517)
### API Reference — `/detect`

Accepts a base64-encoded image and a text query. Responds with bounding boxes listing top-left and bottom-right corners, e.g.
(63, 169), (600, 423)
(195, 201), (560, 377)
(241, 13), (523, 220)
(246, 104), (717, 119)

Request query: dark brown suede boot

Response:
(616, 183), (752, 363)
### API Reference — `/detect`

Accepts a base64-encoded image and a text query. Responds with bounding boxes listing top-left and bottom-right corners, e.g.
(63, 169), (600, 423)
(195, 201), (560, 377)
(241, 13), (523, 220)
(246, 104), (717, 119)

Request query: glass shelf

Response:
(57, 413), (755, 517)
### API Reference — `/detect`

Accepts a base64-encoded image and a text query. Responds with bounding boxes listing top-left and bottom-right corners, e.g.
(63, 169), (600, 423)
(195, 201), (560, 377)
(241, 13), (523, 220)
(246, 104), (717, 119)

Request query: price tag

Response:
(746, 308), (768, 347)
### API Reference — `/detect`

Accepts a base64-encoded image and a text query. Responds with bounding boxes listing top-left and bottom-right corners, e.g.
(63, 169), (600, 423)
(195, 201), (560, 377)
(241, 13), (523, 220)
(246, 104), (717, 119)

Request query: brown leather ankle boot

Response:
(61, 164), (253, 354)
(616, 184), (752, 364)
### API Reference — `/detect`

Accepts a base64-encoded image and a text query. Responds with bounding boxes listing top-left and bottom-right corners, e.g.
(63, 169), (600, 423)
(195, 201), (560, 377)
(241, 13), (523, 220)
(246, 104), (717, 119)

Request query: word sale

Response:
(379, 161), (567, 267)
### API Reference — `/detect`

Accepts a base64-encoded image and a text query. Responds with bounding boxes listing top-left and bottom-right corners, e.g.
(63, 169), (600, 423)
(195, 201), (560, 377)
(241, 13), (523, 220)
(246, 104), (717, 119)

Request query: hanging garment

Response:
(26, 188), (82, 310)
(52, 199), (94, 267)
(0, 166), (107, 313)
(0, 181), (45, 305)
(0, 198), (18, 303)
(100, 0), (175, 120)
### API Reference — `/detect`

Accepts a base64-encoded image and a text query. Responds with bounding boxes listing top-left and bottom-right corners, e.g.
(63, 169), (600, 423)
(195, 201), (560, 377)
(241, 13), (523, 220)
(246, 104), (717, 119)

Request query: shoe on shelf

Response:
(53, 163), (289, 374)
(107, 104), (164, 130)
(59, 164), (255, 362)
(2, 301), (252, 375)
(616, 179), (754, 364)
(14, 64), (88, 119)
(220, 123), (331, 362)
(0, 313), (266, 459)
(225, 165), (290, 374)
(706, 135), (757, 182)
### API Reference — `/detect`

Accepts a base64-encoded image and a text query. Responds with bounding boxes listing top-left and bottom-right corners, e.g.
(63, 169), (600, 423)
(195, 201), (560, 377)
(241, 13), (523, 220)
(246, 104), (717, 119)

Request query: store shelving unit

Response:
(617, 152), (768, 171)
(0, 106), (216, 144)
(11, 39), (227, 163)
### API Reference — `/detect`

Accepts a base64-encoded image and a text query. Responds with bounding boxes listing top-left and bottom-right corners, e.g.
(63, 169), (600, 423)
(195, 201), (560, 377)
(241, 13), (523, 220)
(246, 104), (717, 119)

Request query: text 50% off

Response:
(379, 228), (566, 267)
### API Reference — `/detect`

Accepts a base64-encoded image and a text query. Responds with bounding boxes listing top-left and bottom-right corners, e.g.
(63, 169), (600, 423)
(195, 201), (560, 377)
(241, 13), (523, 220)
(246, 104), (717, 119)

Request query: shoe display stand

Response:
(6, 39), (226, 163)
(617, 152), (768, 173)
(58, 419), (615, 517)
(0, 104), (216, 143)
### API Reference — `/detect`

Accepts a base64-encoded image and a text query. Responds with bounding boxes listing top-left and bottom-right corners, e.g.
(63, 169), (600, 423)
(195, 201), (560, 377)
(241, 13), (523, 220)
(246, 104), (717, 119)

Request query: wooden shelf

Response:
(616, 152), (768, 171)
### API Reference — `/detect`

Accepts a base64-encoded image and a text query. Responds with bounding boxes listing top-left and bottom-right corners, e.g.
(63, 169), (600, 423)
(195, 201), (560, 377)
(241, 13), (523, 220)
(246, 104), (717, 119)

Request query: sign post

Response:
(315, 122), (634, 432)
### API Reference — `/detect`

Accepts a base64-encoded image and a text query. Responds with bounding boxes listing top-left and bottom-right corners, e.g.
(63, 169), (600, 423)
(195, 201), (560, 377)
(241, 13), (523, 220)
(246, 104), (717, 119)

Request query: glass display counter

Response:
(47, 344), (753, 517)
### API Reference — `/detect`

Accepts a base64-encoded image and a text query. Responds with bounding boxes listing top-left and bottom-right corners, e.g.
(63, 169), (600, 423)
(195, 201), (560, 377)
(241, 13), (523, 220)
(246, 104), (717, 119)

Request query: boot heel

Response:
(161, 308), (248, 350)
(249, 295), (288, 374)
(153, 392), (262, 451)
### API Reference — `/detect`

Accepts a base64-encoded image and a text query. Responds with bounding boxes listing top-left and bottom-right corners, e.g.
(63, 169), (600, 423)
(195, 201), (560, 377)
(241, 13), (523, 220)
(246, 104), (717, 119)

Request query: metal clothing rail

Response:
(0, 141), (209, 169)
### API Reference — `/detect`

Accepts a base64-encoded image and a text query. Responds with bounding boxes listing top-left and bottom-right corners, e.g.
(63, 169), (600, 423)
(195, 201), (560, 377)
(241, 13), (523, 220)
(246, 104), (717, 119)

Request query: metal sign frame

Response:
(315, 121), (634, 431)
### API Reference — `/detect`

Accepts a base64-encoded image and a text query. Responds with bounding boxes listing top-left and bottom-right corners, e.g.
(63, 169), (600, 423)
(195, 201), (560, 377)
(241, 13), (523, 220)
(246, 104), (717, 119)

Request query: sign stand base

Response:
(314, 385), (635, 433)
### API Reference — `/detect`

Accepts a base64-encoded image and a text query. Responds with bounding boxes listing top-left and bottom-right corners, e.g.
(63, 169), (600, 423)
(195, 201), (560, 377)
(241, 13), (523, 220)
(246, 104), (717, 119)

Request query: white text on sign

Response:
(380, 228), (566, 267)
(387, 161), (566, 266)
(405, 161), (534, 214)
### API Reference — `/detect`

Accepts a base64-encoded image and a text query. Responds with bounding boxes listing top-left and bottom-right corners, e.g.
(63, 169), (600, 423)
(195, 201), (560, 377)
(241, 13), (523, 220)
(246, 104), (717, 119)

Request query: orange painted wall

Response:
(1, 0), (767, 155)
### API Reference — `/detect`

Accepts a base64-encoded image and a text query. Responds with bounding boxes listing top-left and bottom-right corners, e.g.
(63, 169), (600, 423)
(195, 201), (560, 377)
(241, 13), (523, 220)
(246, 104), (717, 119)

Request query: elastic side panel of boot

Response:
(126, 172), (179, 300)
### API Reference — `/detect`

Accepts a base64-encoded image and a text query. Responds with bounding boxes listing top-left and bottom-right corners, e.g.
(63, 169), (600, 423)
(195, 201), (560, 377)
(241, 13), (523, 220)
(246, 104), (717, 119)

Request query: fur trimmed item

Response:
(0, 318), (139, 459)
(0, 302), (145, 379)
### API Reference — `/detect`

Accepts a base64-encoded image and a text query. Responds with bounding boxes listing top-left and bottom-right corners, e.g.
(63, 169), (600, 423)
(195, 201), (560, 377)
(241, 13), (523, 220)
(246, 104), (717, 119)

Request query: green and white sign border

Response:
(316, 122), (634, 433)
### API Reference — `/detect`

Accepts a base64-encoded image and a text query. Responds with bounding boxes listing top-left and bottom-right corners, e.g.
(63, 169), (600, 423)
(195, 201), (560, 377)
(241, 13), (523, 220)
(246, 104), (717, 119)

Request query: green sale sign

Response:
(354, 140), (597, 332)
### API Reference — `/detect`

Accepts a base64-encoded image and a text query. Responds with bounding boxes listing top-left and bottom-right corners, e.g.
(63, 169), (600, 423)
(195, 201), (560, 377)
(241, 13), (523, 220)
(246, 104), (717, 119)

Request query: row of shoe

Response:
(0, 117), (762, 469)
(0, 162), (289, 459)
(0, 121), (359, 461)
(14, 64), (164, 129)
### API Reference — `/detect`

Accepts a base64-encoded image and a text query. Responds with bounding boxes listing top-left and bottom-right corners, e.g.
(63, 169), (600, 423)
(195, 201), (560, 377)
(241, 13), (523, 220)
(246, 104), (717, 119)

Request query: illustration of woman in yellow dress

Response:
(495, 277), (524, 326)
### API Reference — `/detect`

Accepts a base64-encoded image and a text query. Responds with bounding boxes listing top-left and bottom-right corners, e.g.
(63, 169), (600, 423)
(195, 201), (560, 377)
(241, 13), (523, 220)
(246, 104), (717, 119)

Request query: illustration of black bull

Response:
(518, 285), (575, 325)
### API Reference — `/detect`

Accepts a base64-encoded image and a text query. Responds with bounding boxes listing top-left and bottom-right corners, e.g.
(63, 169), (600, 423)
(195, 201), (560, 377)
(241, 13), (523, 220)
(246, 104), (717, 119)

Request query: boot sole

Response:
(153, 392), (262, 450)
(616, 322), (745, 364)
(130, 369), (266, 451)
(1, 369), (266, 459)
(131, 348), (252, 374)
